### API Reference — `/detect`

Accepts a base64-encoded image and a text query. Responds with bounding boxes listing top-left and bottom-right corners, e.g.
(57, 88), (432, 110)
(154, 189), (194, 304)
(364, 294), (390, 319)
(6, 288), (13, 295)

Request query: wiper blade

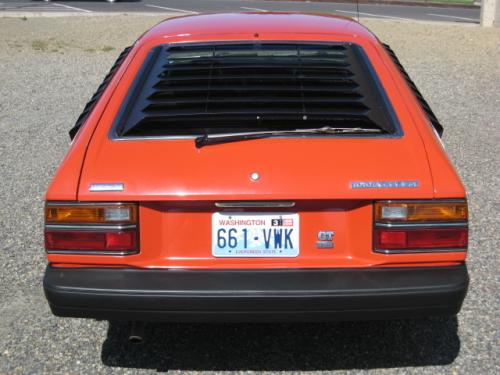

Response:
(195, 127), (383, 148)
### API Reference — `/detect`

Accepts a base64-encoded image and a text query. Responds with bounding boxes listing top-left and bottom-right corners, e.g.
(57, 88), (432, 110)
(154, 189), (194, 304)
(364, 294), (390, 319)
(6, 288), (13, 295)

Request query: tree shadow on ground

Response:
(101, 317), (460, 371)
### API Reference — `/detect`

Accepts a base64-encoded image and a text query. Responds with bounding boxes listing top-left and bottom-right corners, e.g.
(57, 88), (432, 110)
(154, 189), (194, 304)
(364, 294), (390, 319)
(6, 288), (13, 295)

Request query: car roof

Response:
(138, 13), (378, 44)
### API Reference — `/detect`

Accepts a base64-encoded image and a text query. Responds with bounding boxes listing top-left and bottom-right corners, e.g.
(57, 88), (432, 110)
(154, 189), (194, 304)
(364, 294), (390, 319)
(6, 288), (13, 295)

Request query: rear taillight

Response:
(44, 202), (138, 255)
(373, 200), (468, 254)
(374, 201), (467, 222)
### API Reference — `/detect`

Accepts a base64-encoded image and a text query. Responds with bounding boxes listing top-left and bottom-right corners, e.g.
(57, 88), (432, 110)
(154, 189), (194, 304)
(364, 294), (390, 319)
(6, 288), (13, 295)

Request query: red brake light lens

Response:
(374, 228), (468, 252)
(45, 230), (137, 253)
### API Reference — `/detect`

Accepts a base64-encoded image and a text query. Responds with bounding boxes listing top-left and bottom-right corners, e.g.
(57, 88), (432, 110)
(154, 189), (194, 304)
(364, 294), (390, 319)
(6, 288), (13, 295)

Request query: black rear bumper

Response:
(44, 265), (468, 322)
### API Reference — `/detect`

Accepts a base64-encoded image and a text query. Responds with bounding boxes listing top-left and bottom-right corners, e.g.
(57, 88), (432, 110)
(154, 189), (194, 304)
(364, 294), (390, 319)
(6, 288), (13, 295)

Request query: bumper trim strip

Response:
(44, 264), (469, 322)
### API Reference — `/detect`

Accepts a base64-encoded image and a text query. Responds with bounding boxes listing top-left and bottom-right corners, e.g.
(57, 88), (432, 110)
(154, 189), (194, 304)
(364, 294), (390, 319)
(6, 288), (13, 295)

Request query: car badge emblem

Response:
(351, 180), (419, 189)
(89, 183), (124, 192)
(317, 230), (335, 249)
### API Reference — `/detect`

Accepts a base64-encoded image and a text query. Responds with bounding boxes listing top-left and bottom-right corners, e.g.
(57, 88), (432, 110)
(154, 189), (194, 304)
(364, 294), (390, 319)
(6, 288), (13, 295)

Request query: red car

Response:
(43, 13), (468, 330)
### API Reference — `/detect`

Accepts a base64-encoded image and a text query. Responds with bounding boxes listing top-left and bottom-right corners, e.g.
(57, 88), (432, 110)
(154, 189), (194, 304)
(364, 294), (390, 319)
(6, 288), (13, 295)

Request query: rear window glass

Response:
(111, 42), (400, 138)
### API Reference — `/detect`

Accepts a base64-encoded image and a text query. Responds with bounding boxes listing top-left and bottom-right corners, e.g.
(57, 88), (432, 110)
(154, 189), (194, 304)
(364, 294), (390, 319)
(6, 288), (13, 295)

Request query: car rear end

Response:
(44, 200), (468, 322)
(43, 14), (469, 322)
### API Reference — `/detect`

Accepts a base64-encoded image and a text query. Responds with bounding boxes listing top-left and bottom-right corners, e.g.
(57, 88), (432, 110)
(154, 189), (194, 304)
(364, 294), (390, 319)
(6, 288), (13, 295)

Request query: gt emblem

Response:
(318, 231), (335, 241)
(317, 231), (335, 249)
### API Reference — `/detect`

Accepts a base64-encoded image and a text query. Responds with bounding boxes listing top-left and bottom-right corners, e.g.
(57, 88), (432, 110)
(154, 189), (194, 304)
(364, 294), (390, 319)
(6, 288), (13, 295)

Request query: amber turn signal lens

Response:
(375, 202), (467, 222)
(45, 204), (137, 224)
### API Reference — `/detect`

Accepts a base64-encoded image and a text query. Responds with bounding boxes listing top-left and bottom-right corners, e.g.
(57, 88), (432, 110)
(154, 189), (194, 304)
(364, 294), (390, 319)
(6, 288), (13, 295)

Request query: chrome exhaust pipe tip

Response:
(128, 321), (145, 344)
(128, 335), (143, 344)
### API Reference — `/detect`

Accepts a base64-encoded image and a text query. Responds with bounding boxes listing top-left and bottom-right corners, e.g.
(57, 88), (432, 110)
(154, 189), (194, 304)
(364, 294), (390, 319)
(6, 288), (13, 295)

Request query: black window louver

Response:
(113, 43), (400, 138)
(68, 46), (132, 140)
(383, 43), (444, 137)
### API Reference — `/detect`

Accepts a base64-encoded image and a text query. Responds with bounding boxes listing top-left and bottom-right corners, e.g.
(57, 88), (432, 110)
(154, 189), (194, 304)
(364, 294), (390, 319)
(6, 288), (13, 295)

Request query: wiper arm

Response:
(195, 127), (383, 148)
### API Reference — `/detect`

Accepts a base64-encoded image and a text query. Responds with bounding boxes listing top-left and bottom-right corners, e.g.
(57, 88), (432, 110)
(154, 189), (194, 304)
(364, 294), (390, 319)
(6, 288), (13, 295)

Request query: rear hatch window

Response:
(111, 42), (400, 138)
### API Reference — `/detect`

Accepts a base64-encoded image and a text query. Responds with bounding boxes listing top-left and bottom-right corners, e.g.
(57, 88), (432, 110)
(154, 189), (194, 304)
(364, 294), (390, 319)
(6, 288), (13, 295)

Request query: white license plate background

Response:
(212, 212), (299, 257)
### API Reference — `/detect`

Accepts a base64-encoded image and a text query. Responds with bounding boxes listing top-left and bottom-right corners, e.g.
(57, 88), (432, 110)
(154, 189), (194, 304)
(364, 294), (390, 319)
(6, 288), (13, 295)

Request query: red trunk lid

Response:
(78, 136), (433, 201)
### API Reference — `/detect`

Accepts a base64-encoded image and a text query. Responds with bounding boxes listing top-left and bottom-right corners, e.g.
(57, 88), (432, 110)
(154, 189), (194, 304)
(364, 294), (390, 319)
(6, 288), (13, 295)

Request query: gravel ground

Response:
(0, 15), (498, 374)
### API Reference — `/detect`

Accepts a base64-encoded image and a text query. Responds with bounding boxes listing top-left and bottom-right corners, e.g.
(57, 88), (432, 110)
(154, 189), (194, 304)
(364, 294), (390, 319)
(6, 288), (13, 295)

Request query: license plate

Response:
(212, 212), (299, 257)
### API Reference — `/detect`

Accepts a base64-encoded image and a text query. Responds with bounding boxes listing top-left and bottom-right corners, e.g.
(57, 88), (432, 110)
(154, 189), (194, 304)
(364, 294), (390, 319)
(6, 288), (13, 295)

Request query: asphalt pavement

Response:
(0, 0), (480, 23)
(0, 13), (498, 375)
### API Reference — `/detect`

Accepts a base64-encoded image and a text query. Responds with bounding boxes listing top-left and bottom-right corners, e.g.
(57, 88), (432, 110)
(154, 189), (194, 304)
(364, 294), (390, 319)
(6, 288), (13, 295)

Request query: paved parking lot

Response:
(0, 0), (480, 23)
(0, 14), (498, 375)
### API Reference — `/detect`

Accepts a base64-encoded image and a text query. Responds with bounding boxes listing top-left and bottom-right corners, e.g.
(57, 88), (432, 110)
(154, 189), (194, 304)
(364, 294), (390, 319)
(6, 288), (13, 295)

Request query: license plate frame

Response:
(212, 212), (300, 258)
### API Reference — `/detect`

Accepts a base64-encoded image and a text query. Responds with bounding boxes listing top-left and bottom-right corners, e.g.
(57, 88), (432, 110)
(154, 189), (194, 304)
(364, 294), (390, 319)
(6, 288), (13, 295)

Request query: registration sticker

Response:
(212, 213), (299, 257)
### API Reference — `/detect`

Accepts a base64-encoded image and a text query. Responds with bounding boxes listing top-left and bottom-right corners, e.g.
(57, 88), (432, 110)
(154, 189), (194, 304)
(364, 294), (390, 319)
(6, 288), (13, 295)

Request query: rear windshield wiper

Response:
(195, 127), (384, 148)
